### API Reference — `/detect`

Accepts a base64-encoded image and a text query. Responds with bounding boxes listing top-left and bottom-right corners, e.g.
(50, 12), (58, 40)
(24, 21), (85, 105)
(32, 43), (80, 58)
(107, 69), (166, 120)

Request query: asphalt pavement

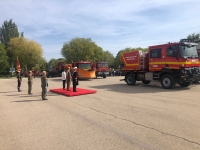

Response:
(0, 76), (200, 150)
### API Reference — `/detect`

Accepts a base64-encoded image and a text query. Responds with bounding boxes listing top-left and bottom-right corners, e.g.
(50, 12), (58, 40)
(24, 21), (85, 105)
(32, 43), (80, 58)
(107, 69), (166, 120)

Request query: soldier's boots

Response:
(18, 88), (22, 92)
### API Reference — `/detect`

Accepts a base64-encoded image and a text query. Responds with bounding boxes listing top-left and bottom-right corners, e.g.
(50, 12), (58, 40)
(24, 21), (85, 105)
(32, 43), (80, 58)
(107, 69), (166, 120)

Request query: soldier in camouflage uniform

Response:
(41, 71), (48, 100)
(28, 71), (33, 94)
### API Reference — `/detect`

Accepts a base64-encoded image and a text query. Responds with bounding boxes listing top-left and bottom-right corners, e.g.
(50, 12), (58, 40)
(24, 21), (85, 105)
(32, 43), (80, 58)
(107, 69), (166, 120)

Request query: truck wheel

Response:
(161, 74), (175, 89)
(142, 80), (151, 84)
(193, 79), (199, 84)
(103, 75), (106, 78)
(126, 74), (136, 86)
(179, 82), (191, 87)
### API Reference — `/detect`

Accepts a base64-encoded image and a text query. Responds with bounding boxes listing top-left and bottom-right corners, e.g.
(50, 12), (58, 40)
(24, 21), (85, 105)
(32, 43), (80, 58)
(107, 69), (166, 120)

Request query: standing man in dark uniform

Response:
(66, 67), (72, 91)
(17, 71), (22, 92)
(72, 67), (78, 92)
(28, 71), (33, 94)
(41, 71), (48, 100)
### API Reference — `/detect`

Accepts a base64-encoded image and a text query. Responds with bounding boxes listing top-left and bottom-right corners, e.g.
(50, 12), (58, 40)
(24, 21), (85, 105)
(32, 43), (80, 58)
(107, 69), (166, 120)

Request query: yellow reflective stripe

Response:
(149, 62), (200, 65)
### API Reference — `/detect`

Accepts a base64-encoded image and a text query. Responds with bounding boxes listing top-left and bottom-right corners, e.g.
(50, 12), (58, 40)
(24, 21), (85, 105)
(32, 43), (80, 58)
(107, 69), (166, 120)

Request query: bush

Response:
(0, 71), (14, 78)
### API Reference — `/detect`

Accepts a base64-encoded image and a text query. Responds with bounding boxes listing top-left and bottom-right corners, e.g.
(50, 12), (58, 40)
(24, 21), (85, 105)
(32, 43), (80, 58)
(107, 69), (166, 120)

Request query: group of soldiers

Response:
(16, 66), (79, 100)
(17, 70), (48, 100)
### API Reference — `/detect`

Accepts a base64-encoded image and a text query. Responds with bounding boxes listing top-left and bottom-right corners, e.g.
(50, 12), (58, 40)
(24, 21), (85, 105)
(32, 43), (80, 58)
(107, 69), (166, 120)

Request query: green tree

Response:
(61, 37), (104, 63)
(187, 32), (200, 41)
(48, 58), (59, 70)
(0, 44), (9, 73)
(0, 19), (19, 49)
(91, 45), (104, 62)
(57, 58), (66, 63)
(0, 19), (24, 70)
(7, 37), (44, 71)
(38, 57), (48, 71)
(102, 51), (114, 67)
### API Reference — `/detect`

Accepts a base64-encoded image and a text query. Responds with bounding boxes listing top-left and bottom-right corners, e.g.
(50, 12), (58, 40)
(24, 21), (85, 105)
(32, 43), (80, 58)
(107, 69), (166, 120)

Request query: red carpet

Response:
(49, 87), (97, 97)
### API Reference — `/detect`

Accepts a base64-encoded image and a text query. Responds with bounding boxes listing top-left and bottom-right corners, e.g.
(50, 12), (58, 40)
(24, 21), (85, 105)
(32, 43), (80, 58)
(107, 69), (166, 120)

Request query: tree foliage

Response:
(102, 51), (115, 67)
(7, 37), (44, 71)
(47, 58), (66, 70)
(48, 58), (59, 70)
(0, 19), (19, 49)
(61, 37), (105, 63)
(187, 32), (200, 41)
(0, 44), (9, 73)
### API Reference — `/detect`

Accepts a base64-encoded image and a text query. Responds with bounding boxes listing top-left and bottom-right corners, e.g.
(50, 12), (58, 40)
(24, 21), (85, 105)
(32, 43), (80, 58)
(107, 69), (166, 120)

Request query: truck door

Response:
(165, 45), (179, 69)
(149, 48), (164, 71)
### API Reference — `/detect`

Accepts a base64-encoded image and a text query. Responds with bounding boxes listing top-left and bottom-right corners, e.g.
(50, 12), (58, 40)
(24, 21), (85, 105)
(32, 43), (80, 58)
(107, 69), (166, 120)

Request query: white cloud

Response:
(0, 0), (200, 60)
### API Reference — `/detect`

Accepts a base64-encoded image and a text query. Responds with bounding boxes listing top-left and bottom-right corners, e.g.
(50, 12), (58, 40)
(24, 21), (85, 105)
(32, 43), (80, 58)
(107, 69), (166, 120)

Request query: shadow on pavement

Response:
(89, 82), (193, 94)
(50, 78), (94, 82)
(0, 91), (18, 93)
(19, 95), (41, 97)
(5, 94), (33, 96)
(12, 99), (47, 102)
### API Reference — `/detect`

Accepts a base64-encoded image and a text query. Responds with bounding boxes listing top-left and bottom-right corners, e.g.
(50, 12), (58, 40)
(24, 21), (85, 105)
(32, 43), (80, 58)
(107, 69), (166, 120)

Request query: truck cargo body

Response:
(120, 39), (200, 89)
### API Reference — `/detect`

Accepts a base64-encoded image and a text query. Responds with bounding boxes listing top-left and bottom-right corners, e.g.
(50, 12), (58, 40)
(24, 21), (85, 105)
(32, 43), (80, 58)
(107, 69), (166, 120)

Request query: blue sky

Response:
(0, 0), (200, 61)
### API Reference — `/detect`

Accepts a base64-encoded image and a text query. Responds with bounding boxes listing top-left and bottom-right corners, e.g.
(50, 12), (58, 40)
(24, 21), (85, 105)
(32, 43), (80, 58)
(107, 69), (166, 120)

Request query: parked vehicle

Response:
(92, 61), (109, 78)
(46, 62), (64, 78)
(47, 61), (96, 79)
(120, 39), (200, 89)
(70, 61), (96, 79)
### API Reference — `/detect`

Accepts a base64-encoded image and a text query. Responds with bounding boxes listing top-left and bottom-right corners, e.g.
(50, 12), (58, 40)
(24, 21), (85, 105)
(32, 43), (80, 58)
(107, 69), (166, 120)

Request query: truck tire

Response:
(126, 74), (136, 86)
(103, 75), (106, 78)
(161, 74), (175, 89)
(142, 80), (151, 84)
(179, 82), (191, 87)
(193, 79), (199, 84)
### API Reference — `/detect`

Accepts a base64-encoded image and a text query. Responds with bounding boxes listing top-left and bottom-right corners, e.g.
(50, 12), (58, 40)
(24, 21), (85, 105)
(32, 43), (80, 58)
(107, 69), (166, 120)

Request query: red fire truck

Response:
(92, 61), (109, 78)
(120, 39), (200, 89)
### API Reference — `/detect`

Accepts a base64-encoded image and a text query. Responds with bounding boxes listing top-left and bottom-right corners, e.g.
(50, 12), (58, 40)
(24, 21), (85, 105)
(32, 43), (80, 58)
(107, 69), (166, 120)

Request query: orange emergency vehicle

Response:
(120, 39), (200, 89)
(64, 61), (96, 79)
(47, 61), (96, 79)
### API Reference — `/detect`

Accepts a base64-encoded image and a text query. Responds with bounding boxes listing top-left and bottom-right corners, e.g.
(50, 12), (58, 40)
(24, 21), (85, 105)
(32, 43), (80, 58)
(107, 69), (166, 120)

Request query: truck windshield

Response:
(178, 44), (198, 58)
(98, 63), (108, 67)
(79, 63), (91, 69)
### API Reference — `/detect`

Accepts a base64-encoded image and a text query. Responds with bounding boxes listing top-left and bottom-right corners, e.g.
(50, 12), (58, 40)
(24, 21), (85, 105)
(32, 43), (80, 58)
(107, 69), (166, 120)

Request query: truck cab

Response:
(93, 61), (109, 78)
